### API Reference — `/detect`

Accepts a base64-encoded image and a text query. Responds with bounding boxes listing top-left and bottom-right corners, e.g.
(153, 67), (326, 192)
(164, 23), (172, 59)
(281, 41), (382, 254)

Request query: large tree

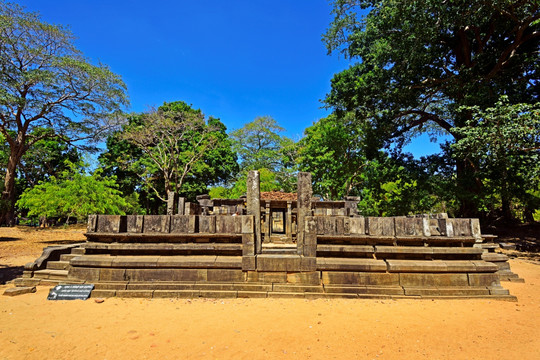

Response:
(115, 101), (238, 205)
(230, 116), (297, 192)
(324, 0), (539, 216)
(0, 2), (128, 225)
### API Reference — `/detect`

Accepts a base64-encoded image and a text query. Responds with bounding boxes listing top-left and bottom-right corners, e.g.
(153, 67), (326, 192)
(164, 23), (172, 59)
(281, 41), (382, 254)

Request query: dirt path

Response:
(1, 226), (539, 359)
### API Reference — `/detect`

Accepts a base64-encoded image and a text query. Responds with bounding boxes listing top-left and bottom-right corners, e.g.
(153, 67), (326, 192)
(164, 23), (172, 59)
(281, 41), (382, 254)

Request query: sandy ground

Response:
(0, 226), (539, 360)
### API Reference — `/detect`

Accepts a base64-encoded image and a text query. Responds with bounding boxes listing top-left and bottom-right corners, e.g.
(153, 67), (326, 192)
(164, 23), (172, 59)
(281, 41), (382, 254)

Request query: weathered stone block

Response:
(468, 273), (500, 287)
(99, 268), (126, 282)
(262, 272), (288, 283)
(199, 290), (238, 298)
(349, 217), (366, 235)
(214, 256), (242, 269)
(273, 284), (323, 293)
(143, 215), (170, 233)
(321, 272), (399, 286)
(126, 215), (144, 233)
(444, 261), (477, 272)
(90, 289), (116, 298)
(300, 257), (317, 271)
(399, 273), (469, 287)
(394, 217), (423, 236)
(335, 217), (345, 235)
(68, 267), (100, 281)
(367, 217), (395, 236)
(472, 261), (498, 272)
(237, 291), (268, 298)
(318, 258), (387, 272)
(470, 218), (481, 238)
(157, 255), (216, 268)
(287, 271), (320, 285)
(386, 260), (447, 273)
(241, 216), (254, 233)
(3, 286), (36, 296)
(242, 256), (256, 271)
(216, 216), (236, 234)
(116, 290), (154, 298)
(207, 269), (245, 282)
(242, 243), (255, 256)
(87, 215), (97, 233)
(113, 256), (160, 268)
(71, 255), (114, 267)
(199, 216), (216, 234)
(169, 215), (191, 233)
(303, 245), (317, 257)
(305, 217), (317, 234)
(451, 218), (472, 236)
(97, 215), (126, 233)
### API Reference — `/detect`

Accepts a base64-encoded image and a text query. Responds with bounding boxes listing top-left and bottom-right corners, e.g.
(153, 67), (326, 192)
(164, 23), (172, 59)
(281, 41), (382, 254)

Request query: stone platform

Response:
(10, 171), (516, 300)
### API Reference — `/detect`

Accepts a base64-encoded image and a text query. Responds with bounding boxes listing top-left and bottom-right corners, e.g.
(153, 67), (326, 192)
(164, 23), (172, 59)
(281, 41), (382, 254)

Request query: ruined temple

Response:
(15, 171), (518, 299)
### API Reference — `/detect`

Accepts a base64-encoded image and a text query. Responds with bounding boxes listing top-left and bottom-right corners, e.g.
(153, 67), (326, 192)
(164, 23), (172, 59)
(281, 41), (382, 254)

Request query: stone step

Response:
(47, 261), (70, 270)
(317, 258), (387, 272)
(71, 247), (86, 255)
(70, 255), (242, 269)
(60, 254), (80, 261)
(83, 242), (242, 254)
(33, 269), (69, 280)
(261, 248), (298, 255)
(386, 260), (498, 273)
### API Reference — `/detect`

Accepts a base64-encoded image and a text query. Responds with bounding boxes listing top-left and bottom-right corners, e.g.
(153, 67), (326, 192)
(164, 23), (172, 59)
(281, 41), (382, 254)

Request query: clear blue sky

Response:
(15, 0), (444, 157)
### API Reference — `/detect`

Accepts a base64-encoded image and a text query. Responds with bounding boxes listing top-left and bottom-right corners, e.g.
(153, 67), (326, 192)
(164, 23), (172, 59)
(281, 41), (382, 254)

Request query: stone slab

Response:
(321, 272), (400, 286)
(286, 271), (320, 285)
(207, 269), (245, 282)
(387, 260), (448, 273)
(317, 258), (387, 272)
(3, 286), (36, 296)
(143, 215), (170, 233)
(399, 273), (469, 287)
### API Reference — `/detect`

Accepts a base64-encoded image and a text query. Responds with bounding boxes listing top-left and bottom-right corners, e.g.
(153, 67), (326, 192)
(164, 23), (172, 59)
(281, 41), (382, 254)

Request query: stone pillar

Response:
(265, 202), (271, 241)
(286, 201), (292, 238)
(297, 172), (312, 255)
(177, 197), (185, 215)
(246, 170), (261, 254)
(167, 191), (176, 215)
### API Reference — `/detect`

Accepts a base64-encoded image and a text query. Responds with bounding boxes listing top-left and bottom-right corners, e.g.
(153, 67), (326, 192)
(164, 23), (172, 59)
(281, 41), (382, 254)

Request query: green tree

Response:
(297, 113), (368, 200)
(16, 161), (132, 224)
(452, 98), (540, 222)
(0, 2), (128, 225)
(107, 101), (238, 207)
(324, 0), (539, 216)
(229, 116), (297, 193)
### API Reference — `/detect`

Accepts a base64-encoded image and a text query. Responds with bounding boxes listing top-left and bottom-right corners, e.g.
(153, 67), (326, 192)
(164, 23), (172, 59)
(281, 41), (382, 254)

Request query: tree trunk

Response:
(1, 144), (25, 226)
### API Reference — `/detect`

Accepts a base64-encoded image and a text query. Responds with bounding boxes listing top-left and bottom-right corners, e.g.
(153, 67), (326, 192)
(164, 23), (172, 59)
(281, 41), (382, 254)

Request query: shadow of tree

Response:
(39, 239), (84, 245)
(0, 265), (24, 285)
(0, 237), (22, 242)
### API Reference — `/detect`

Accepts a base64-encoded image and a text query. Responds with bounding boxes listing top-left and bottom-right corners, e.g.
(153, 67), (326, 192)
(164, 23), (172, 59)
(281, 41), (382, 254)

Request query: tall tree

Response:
(324, 0), (539, 216)
(297, 113), (368, 200)
(230, 116), (297, 192)
(118, 101), (238, 204)
(0, 2), (128, 225)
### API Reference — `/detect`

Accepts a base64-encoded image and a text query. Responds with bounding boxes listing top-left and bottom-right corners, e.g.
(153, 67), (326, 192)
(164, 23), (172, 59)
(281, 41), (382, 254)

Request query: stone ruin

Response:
(11, 171), (519, 299)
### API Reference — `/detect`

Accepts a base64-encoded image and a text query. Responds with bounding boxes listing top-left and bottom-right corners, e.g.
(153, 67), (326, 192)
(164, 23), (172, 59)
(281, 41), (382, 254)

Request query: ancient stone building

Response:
(15, 171), (516, 299)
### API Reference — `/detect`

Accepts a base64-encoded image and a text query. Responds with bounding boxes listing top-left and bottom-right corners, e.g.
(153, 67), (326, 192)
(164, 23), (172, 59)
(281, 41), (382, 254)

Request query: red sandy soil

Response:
(1, 226), (539, 360)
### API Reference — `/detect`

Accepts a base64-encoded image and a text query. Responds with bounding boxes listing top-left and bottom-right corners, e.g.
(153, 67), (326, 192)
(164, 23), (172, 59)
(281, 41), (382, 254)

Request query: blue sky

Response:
(15, 0), (444, 157)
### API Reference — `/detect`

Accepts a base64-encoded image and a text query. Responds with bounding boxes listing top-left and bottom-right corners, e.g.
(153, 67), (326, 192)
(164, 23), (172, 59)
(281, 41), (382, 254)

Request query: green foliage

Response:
(297, 113), (367, 200)
(16, 161), (133, 223)
(452, 98), (540, 221)
(230, 116), (297, 194)
(100, 101), (238, 210)
(324, 0), (539, 219)
(0, 1), (128, 224)
(209, 168), (279, 199)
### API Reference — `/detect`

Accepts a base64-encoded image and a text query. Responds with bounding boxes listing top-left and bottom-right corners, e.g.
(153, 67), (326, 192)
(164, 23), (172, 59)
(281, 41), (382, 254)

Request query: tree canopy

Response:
(323, 0), (539, 220)
(0, 1), (128, 224)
